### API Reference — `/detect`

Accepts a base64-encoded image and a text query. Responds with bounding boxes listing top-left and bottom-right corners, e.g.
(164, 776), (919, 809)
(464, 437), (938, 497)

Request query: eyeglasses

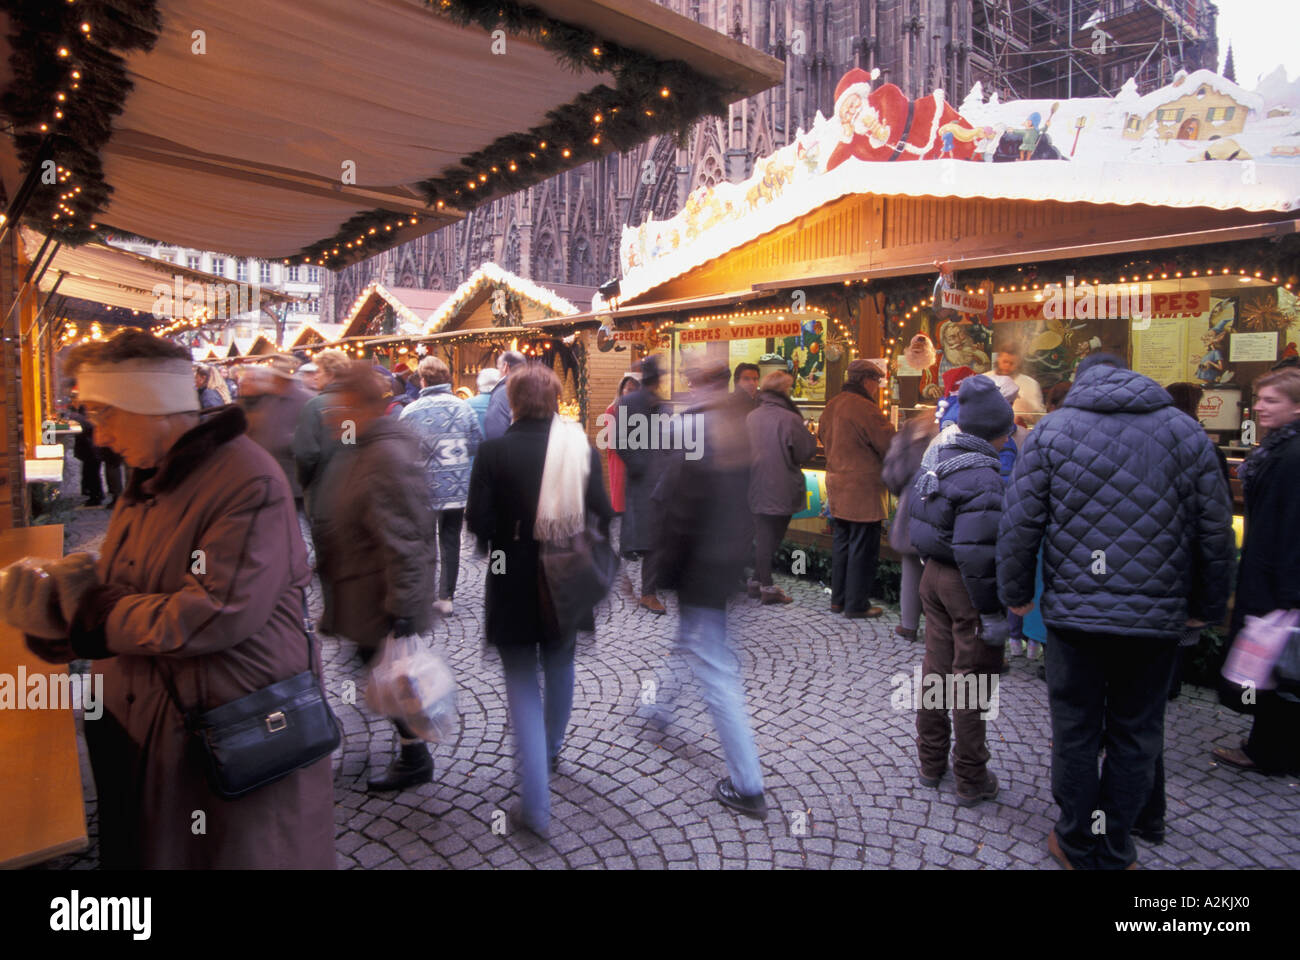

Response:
(80, 404), (116, 427)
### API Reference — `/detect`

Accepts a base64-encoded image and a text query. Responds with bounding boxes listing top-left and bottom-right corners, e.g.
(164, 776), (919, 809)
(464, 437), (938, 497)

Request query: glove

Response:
(391, 617), (415, 638)
(0, 558), (66, 639)
(979, 613), (1010, 647)
(43, 552), (99, 626)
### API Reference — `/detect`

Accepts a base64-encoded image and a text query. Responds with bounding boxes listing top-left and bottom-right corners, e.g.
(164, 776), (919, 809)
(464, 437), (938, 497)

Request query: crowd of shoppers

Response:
(10, 325), (1295, 870)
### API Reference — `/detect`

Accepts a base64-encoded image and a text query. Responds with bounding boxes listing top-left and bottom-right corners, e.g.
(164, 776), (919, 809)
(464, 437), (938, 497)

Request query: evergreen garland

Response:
(571, 334), (589, 427)
(1, 0), (162, 245)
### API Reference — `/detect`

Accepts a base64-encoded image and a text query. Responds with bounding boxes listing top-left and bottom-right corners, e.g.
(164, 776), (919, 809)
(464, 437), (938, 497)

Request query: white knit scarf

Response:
(534, 414), (590, 544)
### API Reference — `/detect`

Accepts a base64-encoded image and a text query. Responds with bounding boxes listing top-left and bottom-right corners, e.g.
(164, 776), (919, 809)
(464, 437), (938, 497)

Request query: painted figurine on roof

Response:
(826, 68), (979, 169)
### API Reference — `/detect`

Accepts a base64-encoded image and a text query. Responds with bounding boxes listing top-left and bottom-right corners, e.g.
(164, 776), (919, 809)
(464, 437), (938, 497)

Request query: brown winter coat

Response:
(29, 406), (335, 869)
(311, 416), (435, 649)
(746, 389), (818, 516)
(818, 384), (896, 523)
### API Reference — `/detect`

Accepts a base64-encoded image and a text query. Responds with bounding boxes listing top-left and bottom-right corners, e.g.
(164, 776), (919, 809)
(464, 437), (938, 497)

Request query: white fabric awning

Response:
(18, 227), (296, 315)
(1, 0), (781, 267)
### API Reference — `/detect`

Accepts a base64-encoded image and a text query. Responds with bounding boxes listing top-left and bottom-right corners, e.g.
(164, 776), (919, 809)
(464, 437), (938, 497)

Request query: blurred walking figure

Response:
(467, 364), (612, 836)
(614, 356), (669, 614)
(819, 359), (896, 618)
(999, 354), (1233, 869)
(482, 350), (527, 440)
(401, 355), (482, 616)
(603, 372), (640, 514)
(312, 363), (438, 792)
(466, 366), (501, 437)
(1213, 367), (1300, 776)
(881, 406), (939, 641)
(292, 347), (350, 519)
(908, 377), (1014, 806)
(238, 354), (312, 503)
(1, 330), (333, 867)
(651, 359), (769, 820)
(745, 370), (817, 604)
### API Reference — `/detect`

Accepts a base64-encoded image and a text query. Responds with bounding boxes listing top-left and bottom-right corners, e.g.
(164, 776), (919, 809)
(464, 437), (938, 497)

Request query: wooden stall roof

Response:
(624, 192), (1300, 306)
(338, 282), (452, 339)
(425, 263), (590, 335)
(288, 322), (344, 348)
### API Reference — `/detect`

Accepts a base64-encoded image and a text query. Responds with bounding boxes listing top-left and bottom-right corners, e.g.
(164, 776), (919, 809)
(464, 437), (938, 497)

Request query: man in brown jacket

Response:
(312, 363), (437, 792)
(819, 360), (896, 618)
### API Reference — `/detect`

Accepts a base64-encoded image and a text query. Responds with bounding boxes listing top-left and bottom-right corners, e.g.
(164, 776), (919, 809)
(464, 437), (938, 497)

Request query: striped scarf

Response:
(914, 429), (1001, 498)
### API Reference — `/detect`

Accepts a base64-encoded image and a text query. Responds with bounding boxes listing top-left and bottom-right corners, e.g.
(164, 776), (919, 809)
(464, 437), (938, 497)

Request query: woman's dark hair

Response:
(1045, 381), (1072, 412)
(1165, 381), (1203, 419)
(65, 328), (188, 377)
(508, 362), (560, 420)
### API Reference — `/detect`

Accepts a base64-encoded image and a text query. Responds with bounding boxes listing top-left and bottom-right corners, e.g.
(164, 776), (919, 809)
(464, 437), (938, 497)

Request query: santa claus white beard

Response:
(903, 338), (937, 372)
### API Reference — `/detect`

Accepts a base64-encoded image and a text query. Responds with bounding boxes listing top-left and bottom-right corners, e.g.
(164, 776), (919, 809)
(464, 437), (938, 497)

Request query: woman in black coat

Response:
(467, 364), (612, 836)
(1214, 367), (1300, 775)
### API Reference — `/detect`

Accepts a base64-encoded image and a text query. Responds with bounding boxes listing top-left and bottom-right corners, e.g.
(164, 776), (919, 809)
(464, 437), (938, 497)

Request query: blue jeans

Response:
(498, 640), (575, 831)
(659, 605), (764, 797)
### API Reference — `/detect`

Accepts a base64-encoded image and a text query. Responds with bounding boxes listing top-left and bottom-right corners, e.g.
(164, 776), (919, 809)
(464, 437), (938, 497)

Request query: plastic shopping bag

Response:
(364, 633), (459, 743)
(1221, 609), (1300, 693)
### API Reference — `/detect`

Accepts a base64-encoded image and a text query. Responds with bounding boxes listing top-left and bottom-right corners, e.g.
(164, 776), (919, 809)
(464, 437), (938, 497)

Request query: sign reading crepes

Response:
(679, 320), (802, 343)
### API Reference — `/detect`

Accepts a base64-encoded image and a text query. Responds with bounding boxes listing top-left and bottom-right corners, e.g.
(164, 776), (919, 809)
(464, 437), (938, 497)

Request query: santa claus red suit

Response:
(826, 68), (978, 169)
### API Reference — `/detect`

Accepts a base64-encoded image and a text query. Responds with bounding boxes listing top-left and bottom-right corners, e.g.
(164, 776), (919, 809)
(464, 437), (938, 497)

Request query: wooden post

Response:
(0, 230), (26, 529)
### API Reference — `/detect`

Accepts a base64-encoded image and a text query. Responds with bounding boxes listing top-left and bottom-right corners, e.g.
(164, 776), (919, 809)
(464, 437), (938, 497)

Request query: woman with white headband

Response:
(0, 329), (334, 869)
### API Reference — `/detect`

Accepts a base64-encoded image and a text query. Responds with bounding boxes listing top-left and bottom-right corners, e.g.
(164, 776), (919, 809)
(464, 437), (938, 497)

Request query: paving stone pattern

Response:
(37, 479), (1300, 870)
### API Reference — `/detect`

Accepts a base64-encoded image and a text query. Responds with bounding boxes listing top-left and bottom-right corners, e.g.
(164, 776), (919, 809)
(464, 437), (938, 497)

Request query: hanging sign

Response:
(679, 320), (802, 343)
(939, 287), (991, 314)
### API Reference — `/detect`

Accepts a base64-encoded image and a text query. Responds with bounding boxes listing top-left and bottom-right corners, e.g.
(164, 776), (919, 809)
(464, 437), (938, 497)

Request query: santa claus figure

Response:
(826, 68), (978, 170)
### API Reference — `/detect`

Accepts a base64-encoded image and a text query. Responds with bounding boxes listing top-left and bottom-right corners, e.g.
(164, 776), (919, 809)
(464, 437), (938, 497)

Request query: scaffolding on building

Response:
(971, 0), (1218, 101)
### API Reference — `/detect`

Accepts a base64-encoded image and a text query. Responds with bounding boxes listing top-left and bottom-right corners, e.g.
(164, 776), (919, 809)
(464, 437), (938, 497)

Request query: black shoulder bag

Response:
(159, 591), (341, 799)
(539, 512), (619, 639)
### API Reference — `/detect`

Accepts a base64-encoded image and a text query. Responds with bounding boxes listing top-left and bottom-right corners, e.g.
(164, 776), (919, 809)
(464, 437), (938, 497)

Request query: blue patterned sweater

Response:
(399, 384), (483, 510)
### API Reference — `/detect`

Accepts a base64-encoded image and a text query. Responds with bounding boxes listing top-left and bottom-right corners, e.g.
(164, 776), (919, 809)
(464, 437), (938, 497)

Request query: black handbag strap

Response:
(158, 587), (319, 730)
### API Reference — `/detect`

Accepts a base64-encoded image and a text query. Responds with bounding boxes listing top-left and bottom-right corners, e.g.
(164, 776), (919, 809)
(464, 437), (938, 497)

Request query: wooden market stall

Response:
(548, 67), (1300, 546)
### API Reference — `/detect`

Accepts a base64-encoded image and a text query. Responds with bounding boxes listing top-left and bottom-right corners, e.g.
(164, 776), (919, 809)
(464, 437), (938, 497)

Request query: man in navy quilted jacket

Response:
(998, 353), (1233, 870)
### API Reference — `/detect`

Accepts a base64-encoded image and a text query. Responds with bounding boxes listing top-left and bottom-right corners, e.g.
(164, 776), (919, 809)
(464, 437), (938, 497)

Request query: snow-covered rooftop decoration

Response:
(617, 67), (1300, 303)
(1124, 69), (1264, 119)
(424, 262), (579, 334)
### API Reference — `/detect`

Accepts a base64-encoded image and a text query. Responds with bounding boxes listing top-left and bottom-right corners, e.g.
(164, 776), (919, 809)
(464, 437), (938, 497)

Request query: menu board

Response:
(1130, 318), (1192, 385)
(1229, 331), (1278, 362)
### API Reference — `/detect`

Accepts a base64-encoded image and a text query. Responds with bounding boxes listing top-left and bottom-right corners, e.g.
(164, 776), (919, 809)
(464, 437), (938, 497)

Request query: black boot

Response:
(366, 742), (433, 792)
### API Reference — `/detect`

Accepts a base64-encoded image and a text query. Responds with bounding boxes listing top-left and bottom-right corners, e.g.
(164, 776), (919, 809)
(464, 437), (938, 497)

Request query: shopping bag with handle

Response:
(364, 633), (459, 743)
(1220, 609), (1300, 706)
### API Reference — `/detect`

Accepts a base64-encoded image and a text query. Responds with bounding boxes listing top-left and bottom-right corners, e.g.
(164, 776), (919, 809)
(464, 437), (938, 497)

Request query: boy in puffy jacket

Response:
(907, 376), (1015, 806)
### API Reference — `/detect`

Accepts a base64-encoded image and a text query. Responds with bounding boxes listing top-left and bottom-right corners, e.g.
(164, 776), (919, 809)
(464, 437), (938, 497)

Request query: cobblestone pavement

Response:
(36, 474), (1300, 870)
